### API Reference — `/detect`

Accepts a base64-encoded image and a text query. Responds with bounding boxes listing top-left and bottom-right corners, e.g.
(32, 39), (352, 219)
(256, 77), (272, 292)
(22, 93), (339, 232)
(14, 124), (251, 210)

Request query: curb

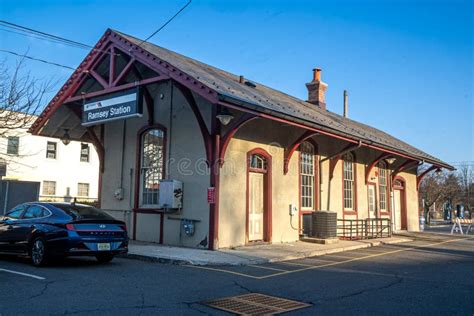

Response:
(122, 238), (412, 266)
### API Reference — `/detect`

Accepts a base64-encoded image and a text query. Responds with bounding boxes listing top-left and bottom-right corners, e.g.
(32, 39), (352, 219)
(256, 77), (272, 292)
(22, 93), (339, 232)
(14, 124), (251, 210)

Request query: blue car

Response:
(0, 202), (128, 266)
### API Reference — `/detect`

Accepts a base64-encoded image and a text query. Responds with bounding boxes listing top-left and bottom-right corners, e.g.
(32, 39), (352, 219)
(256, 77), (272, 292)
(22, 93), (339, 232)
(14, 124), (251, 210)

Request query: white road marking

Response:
(0, 268), (45, 280)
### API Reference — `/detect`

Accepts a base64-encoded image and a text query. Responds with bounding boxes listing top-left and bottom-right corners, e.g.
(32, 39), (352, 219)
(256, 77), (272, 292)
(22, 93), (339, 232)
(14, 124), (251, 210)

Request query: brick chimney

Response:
(306, 68), (328, 110)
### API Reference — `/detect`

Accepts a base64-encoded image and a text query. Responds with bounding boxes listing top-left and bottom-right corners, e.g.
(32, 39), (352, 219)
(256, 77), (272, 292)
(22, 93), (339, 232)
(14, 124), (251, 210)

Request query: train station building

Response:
(30, 29), (453, 250)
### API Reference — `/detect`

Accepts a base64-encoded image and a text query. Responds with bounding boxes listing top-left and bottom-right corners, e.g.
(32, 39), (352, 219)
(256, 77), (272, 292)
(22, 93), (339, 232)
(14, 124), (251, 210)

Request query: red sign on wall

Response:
(207, 187), (216, 204)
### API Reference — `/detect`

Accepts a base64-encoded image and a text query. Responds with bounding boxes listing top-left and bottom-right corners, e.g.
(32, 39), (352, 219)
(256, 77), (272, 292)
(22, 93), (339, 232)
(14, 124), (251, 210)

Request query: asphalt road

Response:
(0, 234), (473, 316)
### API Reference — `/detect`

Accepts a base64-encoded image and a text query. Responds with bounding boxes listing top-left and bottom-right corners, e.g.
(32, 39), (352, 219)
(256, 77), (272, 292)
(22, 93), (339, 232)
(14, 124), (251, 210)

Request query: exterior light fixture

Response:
(61, 129), (71, 146)
(216, 107), (234, 126)
(386, 157), (396, 165)
(435, 168), (442, 175)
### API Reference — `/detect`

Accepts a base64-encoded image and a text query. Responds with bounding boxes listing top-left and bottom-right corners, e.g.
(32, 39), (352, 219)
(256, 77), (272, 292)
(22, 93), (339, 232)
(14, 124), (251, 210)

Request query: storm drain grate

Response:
(201, 293), (311, 315)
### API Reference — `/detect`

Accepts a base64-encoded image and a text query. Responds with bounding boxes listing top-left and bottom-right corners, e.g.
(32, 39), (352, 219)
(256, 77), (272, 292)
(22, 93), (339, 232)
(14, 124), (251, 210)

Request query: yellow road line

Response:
(186, 265), (261, 279)
(247, 264), (288, 272)
(186, 237), (471, 280)
(256, 237), (469, 279)
(276, 261), (314, 267)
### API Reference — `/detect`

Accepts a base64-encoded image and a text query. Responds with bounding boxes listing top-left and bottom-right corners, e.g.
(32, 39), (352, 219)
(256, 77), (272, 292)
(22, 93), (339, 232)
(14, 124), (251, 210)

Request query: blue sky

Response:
(1, 0), (472, 164)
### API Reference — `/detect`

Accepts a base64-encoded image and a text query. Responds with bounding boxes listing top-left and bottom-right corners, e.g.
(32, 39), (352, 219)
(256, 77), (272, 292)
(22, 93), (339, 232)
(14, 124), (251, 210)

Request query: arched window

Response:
(249, 154), (267, 171)
(378, 161), (388, 212)
(300, 141), (316, 209)
(343, 153), (356, 211)
(140, 128), (165, 207)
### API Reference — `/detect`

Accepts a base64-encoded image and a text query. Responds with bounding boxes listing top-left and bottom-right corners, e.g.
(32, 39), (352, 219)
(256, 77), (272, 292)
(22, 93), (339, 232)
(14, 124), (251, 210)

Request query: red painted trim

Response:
(217, 100), (452, 170)
(246, 148), (272, 243)
(219, 113), (258, 166)
(341, 152), (358, 217)
(392, 160), (419, 182)
(284, 131), (319, 174)
(132, 123), (167, 240)
(65, 76), (168, 103)
(328, 143), (361, 180)
(113, 57), (135, 86)
(97, 124), (104, 208)
(30, 29), (219, 136)
(416, 165), (438, 191)
(365, 153), (391, 184)
(109, 46), (115, 86)
(393, 176), (408, 230)
(90, 70), (109, 89)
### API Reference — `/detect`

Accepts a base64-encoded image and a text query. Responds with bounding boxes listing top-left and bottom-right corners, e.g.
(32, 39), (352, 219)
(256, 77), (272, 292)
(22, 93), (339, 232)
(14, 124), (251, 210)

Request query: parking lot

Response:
(1, 234), (473, 315)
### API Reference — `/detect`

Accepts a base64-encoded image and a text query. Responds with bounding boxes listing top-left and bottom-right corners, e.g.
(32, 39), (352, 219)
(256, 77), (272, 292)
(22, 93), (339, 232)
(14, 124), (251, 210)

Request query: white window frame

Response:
(378, 161), (388, 212)
(300, 141), (315, 210)
(343, 153), (355, 211)
(42, 181), (56, 196)
(77, 183), (90, 197)
(139, 128), (165, 208)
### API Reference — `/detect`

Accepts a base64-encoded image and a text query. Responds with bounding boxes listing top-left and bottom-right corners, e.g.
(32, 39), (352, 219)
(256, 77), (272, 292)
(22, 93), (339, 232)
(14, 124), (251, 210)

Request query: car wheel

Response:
(95, 253), (114, 263)
(30, 237), (48, 267)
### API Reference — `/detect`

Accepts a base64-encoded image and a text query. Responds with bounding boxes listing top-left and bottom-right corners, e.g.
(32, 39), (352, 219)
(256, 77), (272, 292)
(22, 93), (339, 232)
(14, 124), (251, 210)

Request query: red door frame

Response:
(393, 176), (407, 230)
(246, 148), (272, 244)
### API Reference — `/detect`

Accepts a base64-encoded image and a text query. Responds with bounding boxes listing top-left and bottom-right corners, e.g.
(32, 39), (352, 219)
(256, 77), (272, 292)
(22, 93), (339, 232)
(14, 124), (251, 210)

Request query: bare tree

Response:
(457, 163), (473, 213)
(0, 57), (54, 137)
(419, 170), (461, 223)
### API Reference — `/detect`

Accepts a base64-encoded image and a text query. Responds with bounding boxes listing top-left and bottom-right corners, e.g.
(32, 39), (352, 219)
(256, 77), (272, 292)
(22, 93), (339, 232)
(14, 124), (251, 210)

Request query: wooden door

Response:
(249, 172), (264, 241)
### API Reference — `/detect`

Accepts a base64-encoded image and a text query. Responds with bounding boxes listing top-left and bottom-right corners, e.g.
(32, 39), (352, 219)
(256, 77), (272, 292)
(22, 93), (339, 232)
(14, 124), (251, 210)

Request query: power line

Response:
(136, 0), (192, 48)
(0, 49), (75, 70)
(0, 20), (114, 54)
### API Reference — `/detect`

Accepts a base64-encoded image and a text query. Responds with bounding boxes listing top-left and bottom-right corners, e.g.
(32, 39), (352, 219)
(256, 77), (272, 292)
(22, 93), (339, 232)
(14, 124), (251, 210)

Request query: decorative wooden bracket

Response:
(86, 127), (105, 173)
(416, 165), (439, 191)
(219, 113), (258, 166)
(283, 131), (319, 174)
(320, 142), (362, 180)
(365, 153), (391, 184)
(391, 160), (420, 182)
(175, 83), (212, 166)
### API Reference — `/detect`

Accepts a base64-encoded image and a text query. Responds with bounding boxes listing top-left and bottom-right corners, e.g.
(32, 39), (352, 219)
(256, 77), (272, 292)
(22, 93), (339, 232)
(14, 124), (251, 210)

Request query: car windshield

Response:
(53, 204), (114, 220)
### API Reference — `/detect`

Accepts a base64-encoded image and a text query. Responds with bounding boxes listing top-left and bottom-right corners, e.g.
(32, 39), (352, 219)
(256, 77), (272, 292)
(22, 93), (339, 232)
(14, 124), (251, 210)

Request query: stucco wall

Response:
(100, 81), (210, 246)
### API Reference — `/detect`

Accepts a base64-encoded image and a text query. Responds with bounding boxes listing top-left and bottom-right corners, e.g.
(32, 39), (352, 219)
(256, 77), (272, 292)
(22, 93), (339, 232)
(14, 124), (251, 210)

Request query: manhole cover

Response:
(202, 293), (311, 315)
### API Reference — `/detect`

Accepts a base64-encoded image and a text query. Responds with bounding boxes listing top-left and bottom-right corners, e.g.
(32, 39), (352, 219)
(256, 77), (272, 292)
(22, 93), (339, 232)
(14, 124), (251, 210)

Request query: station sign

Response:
(82, 88), (143, 126)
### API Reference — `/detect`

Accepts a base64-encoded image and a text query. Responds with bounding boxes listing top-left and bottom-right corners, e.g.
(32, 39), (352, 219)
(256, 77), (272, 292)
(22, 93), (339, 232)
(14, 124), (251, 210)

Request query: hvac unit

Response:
(159, 180), (183, 210)
(311, 211), (337, 238)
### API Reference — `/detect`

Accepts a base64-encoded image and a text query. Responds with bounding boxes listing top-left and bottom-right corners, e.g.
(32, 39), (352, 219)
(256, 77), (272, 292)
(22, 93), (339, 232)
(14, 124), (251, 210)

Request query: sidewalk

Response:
(125, 236), (411, 266)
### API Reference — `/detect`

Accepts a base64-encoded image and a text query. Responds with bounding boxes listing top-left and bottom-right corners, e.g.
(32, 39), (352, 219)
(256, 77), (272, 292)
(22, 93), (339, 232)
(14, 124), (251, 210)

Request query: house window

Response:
(378, 161), (388, 212)
(77, 183), (89, 197)
(80, 143), (90, 162)
(140, 128), (164, 206)
(343, 153), (356, 211)
(46, 141), (57, 159)
(7, 136), (19, 155)
(300, 141), (315, 209)
(42, 181), (56, 196)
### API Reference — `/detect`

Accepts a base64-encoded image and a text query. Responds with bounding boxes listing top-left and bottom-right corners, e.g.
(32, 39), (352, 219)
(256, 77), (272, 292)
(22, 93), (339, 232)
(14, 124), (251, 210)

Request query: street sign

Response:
(207, 187), (216, 204)
(82, 88), (143, 126)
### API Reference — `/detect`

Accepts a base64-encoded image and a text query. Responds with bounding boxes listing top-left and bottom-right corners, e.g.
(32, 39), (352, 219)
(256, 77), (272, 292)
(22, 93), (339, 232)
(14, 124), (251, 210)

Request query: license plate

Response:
(97, 243), (111, 251)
